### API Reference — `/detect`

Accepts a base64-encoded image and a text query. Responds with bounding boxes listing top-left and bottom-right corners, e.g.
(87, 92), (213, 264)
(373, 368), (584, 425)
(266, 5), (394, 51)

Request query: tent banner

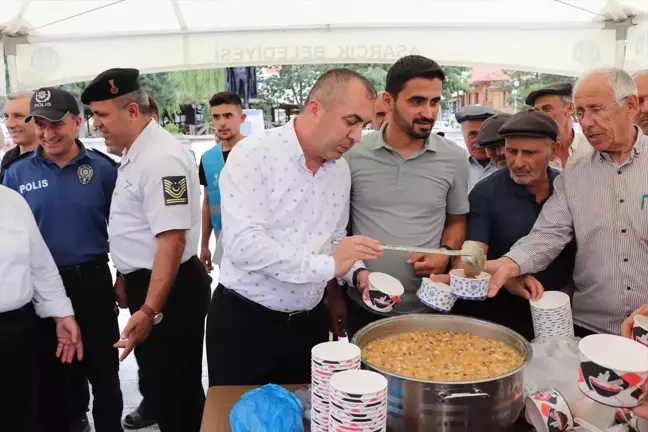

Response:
(15, 27), (618, 89)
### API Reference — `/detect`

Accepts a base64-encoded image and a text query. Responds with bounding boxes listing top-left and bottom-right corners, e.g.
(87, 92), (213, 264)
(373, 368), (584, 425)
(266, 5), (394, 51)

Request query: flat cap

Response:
(498, 110), (558, 141)
(476, 113), (512, 148)
(81, 68), (140, 105)
(455, 105), (500, 124)
(26, 87), (80, 122)
(525, 82), (573, 107)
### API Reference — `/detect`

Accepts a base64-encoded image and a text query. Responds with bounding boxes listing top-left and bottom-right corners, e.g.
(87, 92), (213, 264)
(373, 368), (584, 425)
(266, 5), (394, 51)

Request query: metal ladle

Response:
(382, 240), (486, 277)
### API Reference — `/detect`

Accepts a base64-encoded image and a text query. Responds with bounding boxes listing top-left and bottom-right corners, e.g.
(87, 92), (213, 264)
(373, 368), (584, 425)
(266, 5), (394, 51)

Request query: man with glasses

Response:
(483, 68), (648, 338)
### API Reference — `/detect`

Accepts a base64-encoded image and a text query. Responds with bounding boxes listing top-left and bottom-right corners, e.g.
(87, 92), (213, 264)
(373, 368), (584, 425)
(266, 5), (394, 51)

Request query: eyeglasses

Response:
(575, 97), (627, 121)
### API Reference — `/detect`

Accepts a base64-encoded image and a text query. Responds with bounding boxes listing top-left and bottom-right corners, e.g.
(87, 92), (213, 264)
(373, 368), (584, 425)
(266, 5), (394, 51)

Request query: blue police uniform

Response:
(2, 141), (117, 267)
(3, 139), (124, 432)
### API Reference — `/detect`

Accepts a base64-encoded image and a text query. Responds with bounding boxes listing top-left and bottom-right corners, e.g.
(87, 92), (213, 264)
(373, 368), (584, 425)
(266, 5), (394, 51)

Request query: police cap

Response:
(476, 113), (512, 148)
(26, 87), (80, 122)
(498, 110), (558, 141)
(81, 68), (140, 105)
(455, 105), (500, 124)
(525, 82), (573, 107)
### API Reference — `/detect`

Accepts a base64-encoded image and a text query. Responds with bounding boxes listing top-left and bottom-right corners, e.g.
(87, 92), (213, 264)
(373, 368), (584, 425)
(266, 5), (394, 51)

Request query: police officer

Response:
(82, 68), (211, 432)
(1, 88), (123, 432)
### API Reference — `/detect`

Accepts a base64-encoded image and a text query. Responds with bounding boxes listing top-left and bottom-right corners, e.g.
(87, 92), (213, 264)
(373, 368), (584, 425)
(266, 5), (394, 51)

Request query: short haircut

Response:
(115, 88), (151, 112)
(574, 68), (637, 103)
(305, 68), (377, 109)
(385, 55), (446, 97)
(209, 91), (243, 109)
(140, 94), (159, 117)
(7, 90), (33, 101)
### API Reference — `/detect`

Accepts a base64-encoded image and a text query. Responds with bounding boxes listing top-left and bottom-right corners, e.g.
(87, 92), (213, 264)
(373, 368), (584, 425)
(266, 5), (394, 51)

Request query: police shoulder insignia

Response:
(162, 176), (188, 205)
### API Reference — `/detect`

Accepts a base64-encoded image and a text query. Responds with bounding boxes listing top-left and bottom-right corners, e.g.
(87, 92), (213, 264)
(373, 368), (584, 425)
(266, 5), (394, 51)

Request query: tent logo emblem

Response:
(109, 79), (119, 95)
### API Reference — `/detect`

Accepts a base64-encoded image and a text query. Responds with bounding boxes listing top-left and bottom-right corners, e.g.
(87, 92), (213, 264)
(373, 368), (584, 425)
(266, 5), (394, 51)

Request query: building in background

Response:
(448, 68), (512, 114)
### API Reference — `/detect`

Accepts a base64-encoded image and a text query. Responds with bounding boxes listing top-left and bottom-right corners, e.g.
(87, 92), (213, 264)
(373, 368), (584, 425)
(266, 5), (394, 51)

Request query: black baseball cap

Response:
(26, 87), (80, 122)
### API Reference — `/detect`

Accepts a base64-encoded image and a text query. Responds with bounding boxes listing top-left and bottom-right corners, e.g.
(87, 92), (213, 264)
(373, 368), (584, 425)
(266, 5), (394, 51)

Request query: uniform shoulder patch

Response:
(88, 148), (119, 166)
(162, 176), (189, 205)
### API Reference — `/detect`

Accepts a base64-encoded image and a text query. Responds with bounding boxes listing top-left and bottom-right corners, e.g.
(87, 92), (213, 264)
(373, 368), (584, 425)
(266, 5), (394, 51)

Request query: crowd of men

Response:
(1, 56), (648, 432)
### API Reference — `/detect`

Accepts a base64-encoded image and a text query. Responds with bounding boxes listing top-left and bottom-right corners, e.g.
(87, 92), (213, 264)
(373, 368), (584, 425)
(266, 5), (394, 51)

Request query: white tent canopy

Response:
(1, 0), (647, 95)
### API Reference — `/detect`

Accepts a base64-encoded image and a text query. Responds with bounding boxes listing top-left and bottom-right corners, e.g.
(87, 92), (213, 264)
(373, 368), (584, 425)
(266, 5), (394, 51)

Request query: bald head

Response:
(305, 68), (376, 110)
(633, 70), (648, 134)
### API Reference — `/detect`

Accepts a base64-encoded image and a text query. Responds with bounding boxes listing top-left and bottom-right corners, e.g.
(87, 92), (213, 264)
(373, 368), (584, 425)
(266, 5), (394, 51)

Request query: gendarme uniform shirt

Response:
(109, 120), (201, 274)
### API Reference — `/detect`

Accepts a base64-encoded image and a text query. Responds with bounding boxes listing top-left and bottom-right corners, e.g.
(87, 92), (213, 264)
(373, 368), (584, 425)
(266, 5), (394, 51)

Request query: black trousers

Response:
(39, 258), (123, 432)
(0, 303), (39, 432)
(124, 256), (211, 432)
(206, 284), (330, 386)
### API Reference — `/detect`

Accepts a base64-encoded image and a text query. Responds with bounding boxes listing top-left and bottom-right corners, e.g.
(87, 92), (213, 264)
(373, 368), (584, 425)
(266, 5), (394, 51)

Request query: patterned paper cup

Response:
(418, 278), (456, 312)
(525, 389), (575, 432)
(578, 334), (648, 408)
(634, 315), (648, 348)
(362, 272), (404, 313)
(449, 269), (490, 300)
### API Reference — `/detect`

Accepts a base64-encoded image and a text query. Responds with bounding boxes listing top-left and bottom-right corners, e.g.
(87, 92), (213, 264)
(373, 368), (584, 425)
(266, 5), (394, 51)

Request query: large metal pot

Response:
(351, 314), (532, 432)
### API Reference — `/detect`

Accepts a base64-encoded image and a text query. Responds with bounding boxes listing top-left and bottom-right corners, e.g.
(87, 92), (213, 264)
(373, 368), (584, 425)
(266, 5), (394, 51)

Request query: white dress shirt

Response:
(219, 119), (351, 312)
(109, 120), (201, 274)
(0, 185), (74, 317)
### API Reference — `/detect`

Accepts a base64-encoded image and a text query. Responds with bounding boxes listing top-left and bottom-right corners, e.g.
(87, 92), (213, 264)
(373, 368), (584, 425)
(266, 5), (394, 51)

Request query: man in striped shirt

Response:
(485, 68), (648, 336)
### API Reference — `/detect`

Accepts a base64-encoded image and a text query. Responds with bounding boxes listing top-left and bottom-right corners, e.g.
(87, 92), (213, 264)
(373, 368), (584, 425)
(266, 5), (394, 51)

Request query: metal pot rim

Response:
(350, 314), (533, 385)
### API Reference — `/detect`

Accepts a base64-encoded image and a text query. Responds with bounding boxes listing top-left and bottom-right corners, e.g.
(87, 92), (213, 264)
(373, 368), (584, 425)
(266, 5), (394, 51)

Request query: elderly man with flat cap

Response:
(476, 113), (511, 169)
(487, 67), (648, 338)
(526, 83), (592, 169)
(433, 110), (576, 340)
(455, 105), (501, 190)
(82, 68), (211, 432)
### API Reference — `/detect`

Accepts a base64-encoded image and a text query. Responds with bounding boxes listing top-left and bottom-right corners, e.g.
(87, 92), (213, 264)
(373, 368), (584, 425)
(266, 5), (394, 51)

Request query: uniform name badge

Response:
(162, 176), (189, 205)
(77, 164), (94, 185)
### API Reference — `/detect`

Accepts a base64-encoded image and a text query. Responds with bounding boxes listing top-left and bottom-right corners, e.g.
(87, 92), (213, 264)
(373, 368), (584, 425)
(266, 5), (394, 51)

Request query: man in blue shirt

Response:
(449, 110), (576, 341)
(198, 91), (247, 271)
(2, 87), (123, 432)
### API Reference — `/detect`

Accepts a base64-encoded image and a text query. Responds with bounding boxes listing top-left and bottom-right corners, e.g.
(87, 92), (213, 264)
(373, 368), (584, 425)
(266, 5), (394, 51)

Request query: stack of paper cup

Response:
(529, 291), (574, 342)
(310, 341), (361, 431)
(329, 370), (388, 432)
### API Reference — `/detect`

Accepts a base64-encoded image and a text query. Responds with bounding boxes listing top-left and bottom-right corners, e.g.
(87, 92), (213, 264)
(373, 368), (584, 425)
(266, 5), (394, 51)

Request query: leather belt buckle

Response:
(287, 310), (308, 323)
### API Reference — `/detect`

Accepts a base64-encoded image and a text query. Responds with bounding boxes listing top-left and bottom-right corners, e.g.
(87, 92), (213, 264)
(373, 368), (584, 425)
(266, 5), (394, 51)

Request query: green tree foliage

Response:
(168, 69), (225, 104)
(500, 71), (575, 106)
(257, 64), (471, 109)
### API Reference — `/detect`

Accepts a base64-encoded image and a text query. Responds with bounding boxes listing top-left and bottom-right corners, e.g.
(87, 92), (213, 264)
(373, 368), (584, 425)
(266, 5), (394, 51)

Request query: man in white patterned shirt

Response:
(0, 185), (83, 432)
(485, 68), (648, 337)
(207, 69), (383, 386)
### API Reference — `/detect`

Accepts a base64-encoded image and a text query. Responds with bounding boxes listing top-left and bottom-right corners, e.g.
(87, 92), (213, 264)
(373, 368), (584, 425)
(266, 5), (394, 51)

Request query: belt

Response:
(220, 285), (312, 324)
(58, 254), (109, 279)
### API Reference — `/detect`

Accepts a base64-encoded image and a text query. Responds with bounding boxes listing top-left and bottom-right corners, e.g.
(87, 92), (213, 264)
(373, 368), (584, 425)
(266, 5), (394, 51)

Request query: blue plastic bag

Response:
(230, 384), (305, 432)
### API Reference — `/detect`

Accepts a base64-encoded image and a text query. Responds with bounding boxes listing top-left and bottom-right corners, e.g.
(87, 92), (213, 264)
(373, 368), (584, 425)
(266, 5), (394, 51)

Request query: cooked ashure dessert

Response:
(362, 330), (524, 381)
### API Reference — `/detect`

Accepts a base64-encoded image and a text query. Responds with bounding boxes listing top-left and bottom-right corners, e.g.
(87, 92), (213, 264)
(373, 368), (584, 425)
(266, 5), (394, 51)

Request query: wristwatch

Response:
(140, 304), (163, 325)
(352, 267), (368, 288)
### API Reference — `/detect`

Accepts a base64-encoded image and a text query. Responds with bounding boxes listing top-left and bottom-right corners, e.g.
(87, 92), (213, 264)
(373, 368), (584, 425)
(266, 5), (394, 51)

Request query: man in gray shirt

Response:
(343, 55), (470, 337)
(486, 68), (648, 337)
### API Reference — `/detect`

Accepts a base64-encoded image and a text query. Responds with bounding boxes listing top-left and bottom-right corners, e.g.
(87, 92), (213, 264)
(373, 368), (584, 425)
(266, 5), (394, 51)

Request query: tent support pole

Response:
(4, 39), (19, 93)
(605, 18), (634, 70)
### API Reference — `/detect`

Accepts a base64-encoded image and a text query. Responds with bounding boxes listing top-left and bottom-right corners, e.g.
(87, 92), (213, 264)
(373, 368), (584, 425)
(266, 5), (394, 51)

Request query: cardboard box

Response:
(200, 384), (309, 432)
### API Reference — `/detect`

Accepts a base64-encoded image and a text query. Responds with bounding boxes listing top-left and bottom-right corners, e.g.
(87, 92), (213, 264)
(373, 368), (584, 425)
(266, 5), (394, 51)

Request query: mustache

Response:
(414, 117), (434, 125)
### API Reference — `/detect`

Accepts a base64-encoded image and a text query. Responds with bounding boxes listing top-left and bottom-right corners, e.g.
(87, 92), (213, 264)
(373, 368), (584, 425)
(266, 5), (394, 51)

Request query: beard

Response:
(392, 106), (434, 139)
